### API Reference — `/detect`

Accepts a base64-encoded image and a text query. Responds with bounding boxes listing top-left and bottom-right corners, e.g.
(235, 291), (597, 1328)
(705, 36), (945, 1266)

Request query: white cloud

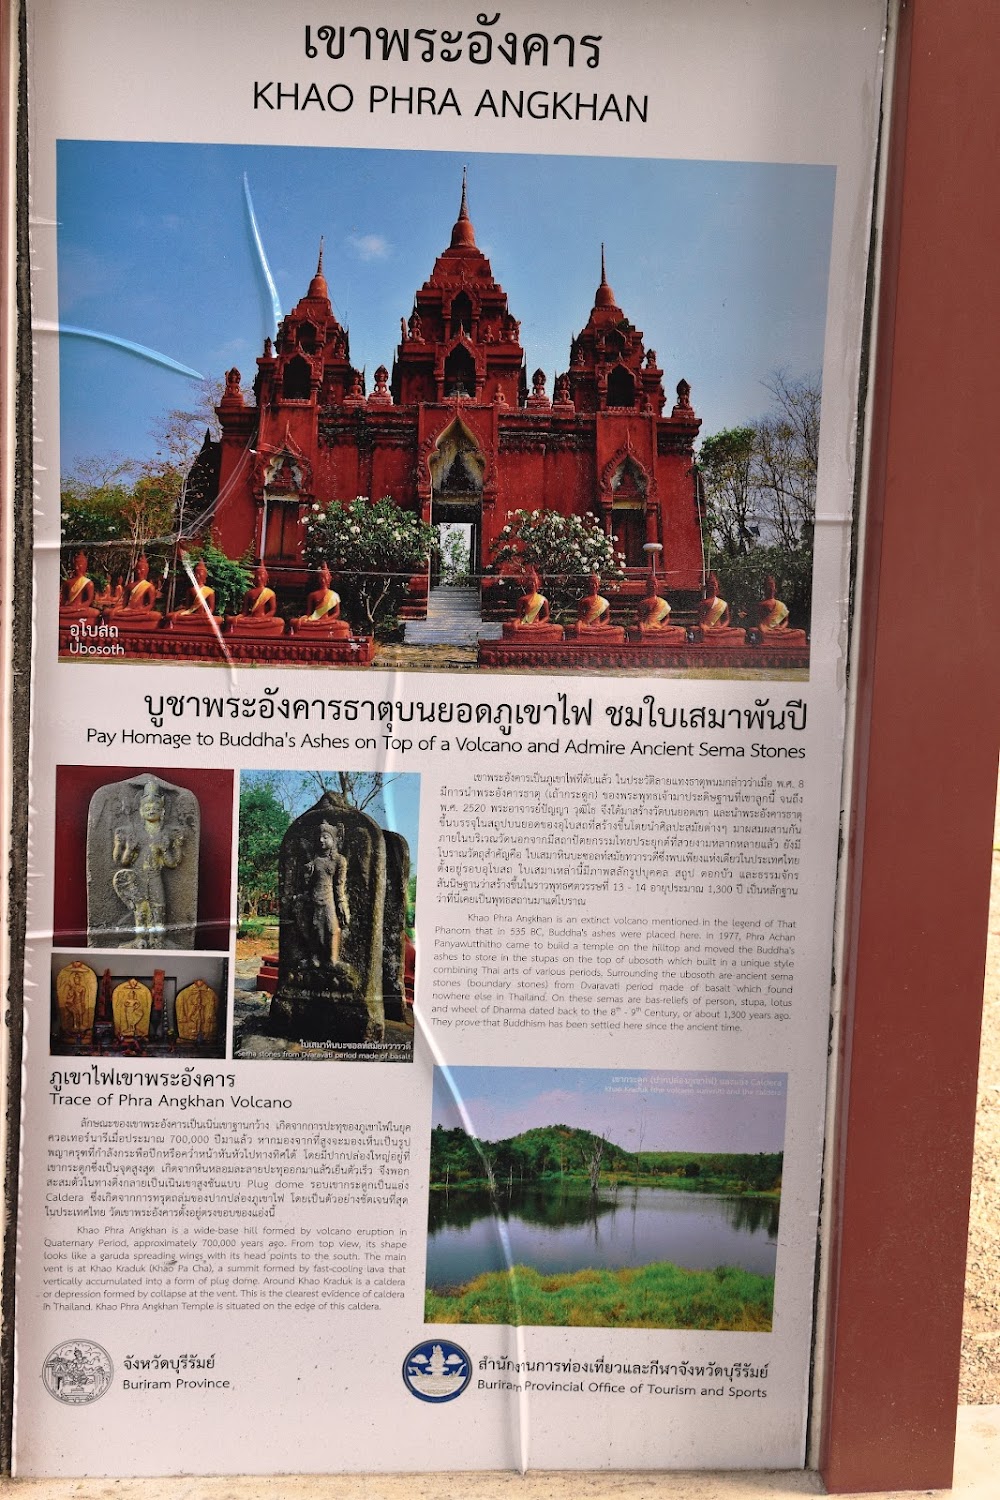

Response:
(346, 232), (390, 262)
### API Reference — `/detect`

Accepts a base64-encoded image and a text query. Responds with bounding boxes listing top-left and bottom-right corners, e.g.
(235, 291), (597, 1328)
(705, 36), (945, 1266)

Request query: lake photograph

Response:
(424, 1066), (786, 1331)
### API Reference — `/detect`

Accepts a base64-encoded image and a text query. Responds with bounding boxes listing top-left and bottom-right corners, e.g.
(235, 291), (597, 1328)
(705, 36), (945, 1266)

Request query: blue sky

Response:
(240, 769), (420, 870)
(432, 1067), (787, 1153)
(55, 141), (834, 476)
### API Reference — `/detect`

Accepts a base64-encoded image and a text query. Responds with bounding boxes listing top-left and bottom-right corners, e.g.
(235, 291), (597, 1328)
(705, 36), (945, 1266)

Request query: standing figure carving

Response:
(268, 791), (403, 1045)
(87, 775), (200, 949)
(297, 822), (351, 967)
(175, 979), (220, 1043)
(55, 961), (97, 1038)
(110, 779), (186, 947)
(112, 978), (152, 1039)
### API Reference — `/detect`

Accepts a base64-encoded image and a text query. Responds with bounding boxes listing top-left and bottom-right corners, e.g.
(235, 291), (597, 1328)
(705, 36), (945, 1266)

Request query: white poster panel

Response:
(16, 0), (886, 1475)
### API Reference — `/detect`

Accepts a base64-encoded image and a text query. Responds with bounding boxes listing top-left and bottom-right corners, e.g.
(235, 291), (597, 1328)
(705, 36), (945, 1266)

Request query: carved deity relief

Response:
(269, 792), (405, 1045)
(55, 961), (98, 1037)
(295, 822), (351, 967)
(175, 980), (220, 1042)
(87, 775), (200, 949)
(110, 781), (186, 944)
(112, 978), (152, 1038)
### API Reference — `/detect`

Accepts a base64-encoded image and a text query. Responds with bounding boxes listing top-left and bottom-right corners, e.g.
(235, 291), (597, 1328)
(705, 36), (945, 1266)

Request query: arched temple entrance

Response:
(428, 418), (484, 591)
(608, 456), (651, 567)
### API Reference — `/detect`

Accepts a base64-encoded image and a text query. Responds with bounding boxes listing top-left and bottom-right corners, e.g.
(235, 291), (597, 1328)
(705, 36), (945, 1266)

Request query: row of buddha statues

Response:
(61, 550), (805, 650)
(53, 960), (222, 1053)
(502, 568), (807, 647)
(59, 553), (355, 640)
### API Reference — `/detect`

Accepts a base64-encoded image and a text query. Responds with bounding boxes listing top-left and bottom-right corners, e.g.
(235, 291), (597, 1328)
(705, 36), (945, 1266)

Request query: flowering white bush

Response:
(490, 508), (626, 613)
(303, 496), (436, 632)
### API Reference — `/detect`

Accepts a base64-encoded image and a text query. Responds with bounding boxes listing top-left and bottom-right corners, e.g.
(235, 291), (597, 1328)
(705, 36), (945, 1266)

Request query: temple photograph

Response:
(232, 769), (419, 1063)
(55, 143), (833, 676)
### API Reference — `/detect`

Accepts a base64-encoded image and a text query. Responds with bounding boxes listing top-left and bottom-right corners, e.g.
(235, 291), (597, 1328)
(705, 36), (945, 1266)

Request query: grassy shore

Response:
(425, 1261), (774, 1331)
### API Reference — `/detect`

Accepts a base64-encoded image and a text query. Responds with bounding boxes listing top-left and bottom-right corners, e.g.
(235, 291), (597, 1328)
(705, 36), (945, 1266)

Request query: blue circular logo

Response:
(402, 1339), (472, 1403)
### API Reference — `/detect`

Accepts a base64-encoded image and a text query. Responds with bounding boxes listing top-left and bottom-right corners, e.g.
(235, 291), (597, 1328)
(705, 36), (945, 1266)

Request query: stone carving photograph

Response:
(53, 765), (235, 952)
(89, 773), (197, 949)
(424, 1066), (786, 1332)
(55, 143), (828, 678)
(233, 770), (419, 1062)
(49, 953), (228, 1058)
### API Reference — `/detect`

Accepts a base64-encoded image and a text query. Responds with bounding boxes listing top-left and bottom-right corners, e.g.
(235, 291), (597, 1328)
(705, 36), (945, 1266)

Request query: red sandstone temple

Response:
(203, 180), (705, 619)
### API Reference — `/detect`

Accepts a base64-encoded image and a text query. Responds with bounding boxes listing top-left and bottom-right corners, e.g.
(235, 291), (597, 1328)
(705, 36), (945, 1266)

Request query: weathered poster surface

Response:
(16, 0), (887, 1475)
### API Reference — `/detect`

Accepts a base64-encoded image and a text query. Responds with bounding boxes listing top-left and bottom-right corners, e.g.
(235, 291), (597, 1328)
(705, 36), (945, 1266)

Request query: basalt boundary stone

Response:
(268, 792), (407, 1045)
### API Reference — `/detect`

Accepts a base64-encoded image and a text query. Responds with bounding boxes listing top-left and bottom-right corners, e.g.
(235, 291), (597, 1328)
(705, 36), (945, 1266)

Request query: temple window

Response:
(282, 355), (312, 400)
(607, 365), (637, 408)
(450, 292), (473, 337)
(444, 345), (476, 397)
(299, 321), (318, 353)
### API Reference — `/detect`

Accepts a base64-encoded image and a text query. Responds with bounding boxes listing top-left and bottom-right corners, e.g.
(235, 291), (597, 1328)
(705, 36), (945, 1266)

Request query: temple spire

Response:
(450, 168), (477, 249)
(308, 236), (329, 299)
(595, 243), (618, 309)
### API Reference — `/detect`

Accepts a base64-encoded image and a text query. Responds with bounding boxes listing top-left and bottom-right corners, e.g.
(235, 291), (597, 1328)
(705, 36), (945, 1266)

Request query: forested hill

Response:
(429, 1123), (782, 1193)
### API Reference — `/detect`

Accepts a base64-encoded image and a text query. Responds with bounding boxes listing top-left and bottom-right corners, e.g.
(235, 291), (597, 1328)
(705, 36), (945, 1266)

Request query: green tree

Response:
(490, 508), (626, 616)
(61, 453), (180, 588)
(237, 779), (291, 918)
(303, 496), (437, 637)
(181, 540), (252, 617)
(698, 427), (757, 557)
(698, 372), (820, 631)
(439, 525), (472, 584)
(60, 495), (130, 584)
(755, 370), (820, 550)
(117, 471), (180, 577)
(704, 544), (814, 634)
(61, 455), (140, 587)
(699, 374), (819, 560)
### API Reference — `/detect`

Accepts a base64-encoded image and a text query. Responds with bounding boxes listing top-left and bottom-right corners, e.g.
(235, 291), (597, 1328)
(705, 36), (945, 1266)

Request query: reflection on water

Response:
(425, 1182), (779, 1291)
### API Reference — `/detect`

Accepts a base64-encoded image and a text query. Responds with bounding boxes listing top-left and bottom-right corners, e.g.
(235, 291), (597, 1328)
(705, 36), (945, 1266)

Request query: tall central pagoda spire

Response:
(449, 168), (477, 250)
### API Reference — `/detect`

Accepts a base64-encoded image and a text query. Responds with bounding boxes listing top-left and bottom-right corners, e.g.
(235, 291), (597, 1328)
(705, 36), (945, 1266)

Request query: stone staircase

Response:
(402, 585), (501, 646)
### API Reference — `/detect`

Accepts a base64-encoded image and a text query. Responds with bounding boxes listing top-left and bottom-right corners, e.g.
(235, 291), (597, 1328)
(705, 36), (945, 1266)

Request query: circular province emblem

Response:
(42, 1340), (114, 1405)
(402, 1339), (472, 1403)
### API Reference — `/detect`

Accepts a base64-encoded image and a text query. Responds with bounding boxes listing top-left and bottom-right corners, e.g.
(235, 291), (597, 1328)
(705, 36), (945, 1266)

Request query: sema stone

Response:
(86, 774), (200, 949)
(112, 978), (152, 1038)
(175, 979), (220, 1042)
(268, 792), (391, 1044)
(55, 961), (97, 1038)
